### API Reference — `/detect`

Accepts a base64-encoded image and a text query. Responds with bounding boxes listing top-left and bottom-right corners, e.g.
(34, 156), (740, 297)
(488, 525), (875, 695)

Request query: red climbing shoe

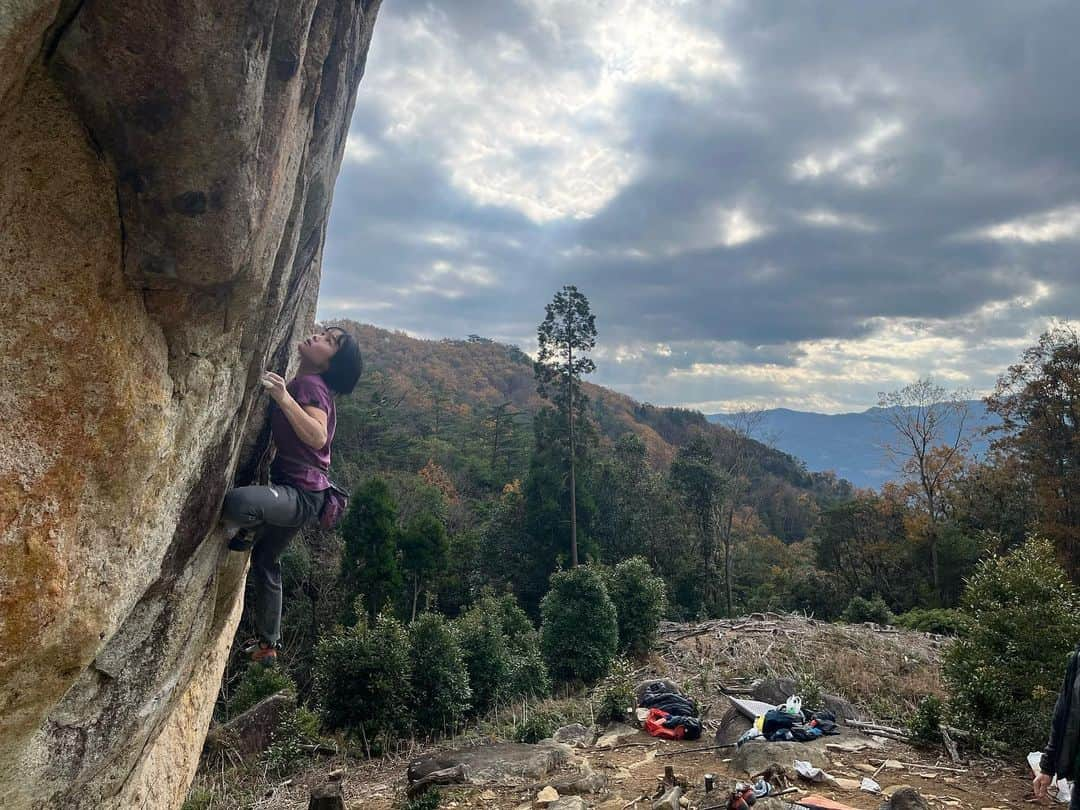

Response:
(244, 639), (278, 667)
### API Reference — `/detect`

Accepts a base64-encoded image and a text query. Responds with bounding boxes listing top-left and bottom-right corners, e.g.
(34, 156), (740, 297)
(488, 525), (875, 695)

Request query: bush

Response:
(513, 711), (561, 743)
(264, 707), (323, 774)
(793, 670), (825, 714)
(841, 594), (894, 625)
(908, 695), (944, 745)
(456, 600), (511, 713)
(495, 593), (552, 699)
(398, 790), (441, 810)
(409, 613), (472, 735)
(456, 593), (551, 713)
(540, 566), (618, 683)
(894, 608), (964, 636)
(593, 657), (636, 724)
(605, 557), (666, 658)
(228, 664), (295, 717)
(313, 613), (413, 744)
(944, 537), (1080, 752)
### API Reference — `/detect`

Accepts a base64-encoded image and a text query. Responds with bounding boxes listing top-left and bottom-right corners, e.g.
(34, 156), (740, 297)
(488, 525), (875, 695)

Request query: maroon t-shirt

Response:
(270, 374), (336, 492)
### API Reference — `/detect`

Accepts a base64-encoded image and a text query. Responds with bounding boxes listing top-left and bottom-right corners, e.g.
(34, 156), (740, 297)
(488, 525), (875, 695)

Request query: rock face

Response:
(0, 2), (381, 808)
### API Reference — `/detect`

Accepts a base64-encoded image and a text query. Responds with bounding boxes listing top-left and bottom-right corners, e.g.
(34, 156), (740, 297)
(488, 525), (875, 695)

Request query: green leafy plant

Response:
(228, 664), (295, 717)
(841, 594), (894, 626)
(944, 537), (1080, 752)
(894, 608), (964, 636)
(180, 787), (214, 810)
(398, 789), (442, 810)
(604, 557), (667, 658)
(593, 657), (636, 724)
(455, 601), (511, 714)
(264, 707), (323, 774)
(793, 670), (825, 714)
(540, 565), (618, 684)
(313, 612), (413, 745)
(908, 695), (944, 744)
(409, 612), (471, 735)
(513, 711), (561, 743)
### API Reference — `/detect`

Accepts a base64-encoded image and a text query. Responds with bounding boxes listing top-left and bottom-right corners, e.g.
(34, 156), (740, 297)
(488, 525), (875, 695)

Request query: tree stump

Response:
(309, 781), (345, 810)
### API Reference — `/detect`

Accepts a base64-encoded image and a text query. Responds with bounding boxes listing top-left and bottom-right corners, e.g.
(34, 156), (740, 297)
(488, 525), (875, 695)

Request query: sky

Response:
(319, 0), (1080, 414)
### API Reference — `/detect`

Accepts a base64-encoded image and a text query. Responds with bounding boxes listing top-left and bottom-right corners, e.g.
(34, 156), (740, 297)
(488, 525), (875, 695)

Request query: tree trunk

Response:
(411, 575), (420, 622)
(568, 341), (578, 567)
(724, 508), (734, 618)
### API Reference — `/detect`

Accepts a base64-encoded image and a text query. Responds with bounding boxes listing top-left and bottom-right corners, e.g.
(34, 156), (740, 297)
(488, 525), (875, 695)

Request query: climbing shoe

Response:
(244, 638), (279, 667)
(227, 529), (254, 552)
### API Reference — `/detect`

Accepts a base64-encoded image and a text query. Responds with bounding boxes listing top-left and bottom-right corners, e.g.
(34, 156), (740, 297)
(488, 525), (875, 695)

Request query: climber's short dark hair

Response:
(322, 328), (362, 395)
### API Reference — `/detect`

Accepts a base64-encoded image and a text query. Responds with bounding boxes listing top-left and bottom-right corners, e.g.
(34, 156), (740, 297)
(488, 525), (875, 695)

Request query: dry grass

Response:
(652, 612), (949, 722)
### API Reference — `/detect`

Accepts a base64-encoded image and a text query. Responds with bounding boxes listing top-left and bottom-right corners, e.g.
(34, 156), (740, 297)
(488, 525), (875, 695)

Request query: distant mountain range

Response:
(708, 402), (997, 490)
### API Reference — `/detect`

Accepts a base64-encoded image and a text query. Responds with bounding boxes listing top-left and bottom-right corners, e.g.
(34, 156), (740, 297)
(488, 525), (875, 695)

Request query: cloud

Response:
(320, 0), (1080, 413)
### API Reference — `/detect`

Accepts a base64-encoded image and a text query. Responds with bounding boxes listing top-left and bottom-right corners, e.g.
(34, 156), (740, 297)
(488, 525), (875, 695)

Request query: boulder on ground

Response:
(732, 738), (831, 776)
(652, 785), (682, 809)
(553, 723), (596, 748)
(880, 787), (929, 810)
(549, 799), (587, 810)
(536, 785), (560, 803)
(596, 722), (640, 748)
(407, 742), (572, 787)
(714, 696), (754, 745)
(536, 763), (605, 795)
(203, 691), (295, 762)
(635, 678), (684, 703)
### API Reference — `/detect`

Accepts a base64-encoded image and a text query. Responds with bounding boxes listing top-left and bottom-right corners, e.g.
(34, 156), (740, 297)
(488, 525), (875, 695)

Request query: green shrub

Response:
(944, 537), (1080, 752)
(841, 594), (894, 625)
(894, 608), (964, 636)
(313, 613), (413, 744)
(228, 664), (295, 717)
(605, 557), (666, 658)
(908, 695), (944, 745)
(512, 710), (561, 743)
(793, 670), (825, 713)
(540, 566), (618, 683)
(456, 601), (511, 714)
(264, 707), (323, 774)
(593, 657), (636, 724)
(506, 643), (552, 701)
(409, 613), (472, 735)
(181, 787), (214, 810)
(398, 790), (441, 810)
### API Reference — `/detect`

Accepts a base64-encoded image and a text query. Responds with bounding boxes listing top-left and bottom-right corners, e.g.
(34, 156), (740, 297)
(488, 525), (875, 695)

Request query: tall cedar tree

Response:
(534, 285), (597, 567)
(339, 477), (402, 622)
(987, 325), (1080, 577)
(399, 512), (449, 621)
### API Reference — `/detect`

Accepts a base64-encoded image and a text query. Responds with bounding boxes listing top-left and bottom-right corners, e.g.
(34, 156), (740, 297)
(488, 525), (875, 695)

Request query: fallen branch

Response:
(939, 725), (961, 764)
(897, 761), (967, 773)
(658, 743), (738, 757)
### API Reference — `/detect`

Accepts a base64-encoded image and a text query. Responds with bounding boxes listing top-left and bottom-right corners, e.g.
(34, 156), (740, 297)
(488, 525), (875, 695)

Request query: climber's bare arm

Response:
(261, 372), (329, 449)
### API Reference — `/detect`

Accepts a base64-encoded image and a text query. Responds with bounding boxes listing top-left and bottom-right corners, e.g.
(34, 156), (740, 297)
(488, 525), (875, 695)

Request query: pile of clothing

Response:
(639, 681), (702, 741)
(737, 696), (841, 746)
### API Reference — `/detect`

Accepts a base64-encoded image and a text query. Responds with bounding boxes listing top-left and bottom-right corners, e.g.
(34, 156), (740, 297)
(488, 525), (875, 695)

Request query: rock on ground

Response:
(0, 2), (382, 808)
(553, 723), (596, 748)
(407, 743), (573, 786)
(732, 738), (831, 775)
(549, 798), (588, 810)
(596, 723), (640, 748)
(880, 787), (929, 810)
(203, 691), (296, 763)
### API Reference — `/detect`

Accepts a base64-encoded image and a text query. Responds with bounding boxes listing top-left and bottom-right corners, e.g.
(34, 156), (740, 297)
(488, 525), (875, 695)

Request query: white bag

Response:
(783, 695), (802, 716)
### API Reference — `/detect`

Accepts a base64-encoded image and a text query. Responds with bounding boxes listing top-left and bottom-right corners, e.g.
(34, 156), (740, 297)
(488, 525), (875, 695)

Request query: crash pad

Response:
(728, 696), (776, 720)
(796, 796), (859, 810)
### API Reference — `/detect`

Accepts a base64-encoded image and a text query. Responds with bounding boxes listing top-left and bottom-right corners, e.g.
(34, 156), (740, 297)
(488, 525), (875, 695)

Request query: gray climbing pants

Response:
(221, 483), (325, 646)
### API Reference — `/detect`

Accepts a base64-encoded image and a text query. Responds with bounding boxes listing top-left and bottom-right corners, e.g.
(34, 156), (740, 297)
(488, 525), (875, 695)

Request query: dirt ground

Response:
(202, 725), (1039, 809)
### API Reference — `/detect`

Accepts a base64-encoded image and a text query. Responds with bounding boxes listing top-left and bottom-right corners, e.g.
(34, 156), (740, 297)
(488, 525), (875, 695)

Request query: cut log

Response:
(309, 781), (345, 810)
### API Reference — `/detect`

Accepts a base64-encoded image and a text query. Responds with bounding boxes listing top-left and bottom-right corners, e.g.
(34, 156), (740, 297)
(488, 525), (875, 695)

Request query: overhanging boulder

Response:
(0, 2), (382, 807)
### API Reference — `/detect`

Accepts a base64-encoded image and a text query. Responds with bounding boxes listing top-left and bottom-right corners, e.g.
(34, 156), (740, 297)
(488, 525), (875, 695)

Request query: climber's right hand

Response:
(1033, 771), (1052, 801)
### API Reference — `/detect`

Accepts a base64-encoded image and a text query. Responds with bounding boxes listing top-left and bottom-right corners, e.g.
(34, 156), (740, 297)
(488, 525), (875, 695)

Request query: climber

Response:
(220, 326), (362, 666)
